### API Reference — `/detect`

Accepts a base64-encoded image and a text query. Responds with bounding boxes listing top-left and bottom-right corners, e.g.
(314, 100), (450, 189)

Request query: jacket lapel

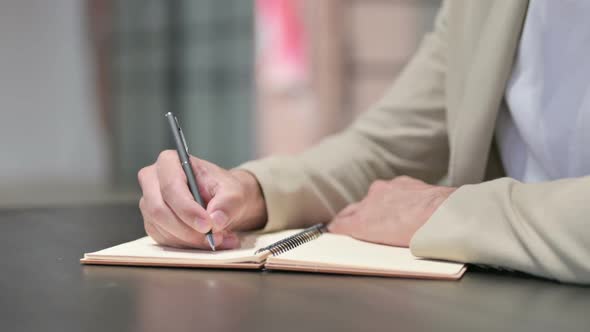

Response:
(449, 1), (529, 186)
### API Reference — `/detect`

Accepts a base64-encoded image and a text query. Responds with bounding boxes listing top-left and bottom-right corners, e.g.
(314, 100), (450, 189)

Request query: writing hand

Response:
(138, 150), (267, 249)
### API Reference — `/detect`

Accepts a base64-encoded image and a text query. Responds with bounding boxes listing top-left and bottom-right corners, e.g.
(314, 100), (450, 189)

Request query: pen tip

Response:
(206, 234), (216, 251)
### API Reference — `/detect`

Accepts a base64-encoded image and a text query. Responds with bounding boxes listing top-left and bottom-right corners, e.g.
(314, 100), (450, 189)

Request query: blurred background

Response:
(0, 0), (440, 208)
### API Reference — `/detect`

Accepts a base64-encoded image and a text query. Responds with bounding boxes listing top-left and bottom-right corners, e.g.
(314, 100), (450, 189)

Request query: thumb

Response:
(190, 156), (225, 204)
(206, 187), (245, 232)
(189, 156), (245, 231)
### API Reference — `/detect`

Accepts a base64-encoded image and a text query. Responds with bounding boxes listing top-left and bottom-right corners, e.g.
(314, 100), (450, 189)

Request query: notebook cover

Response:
(79, 231), (297, 269)
(80, 257), (263, 269)
(263, 262), (467, 280)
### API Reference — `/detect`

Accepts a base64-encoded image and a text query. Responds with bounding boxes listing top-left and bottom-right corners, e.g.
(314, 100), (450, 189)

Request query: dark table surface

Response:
(1, 204), (589, 332)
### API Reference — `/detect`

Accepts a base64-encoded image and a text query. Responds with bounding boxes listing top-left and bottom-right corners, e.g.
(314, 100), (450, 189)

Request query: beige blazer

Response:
(240, 1), (590, 284)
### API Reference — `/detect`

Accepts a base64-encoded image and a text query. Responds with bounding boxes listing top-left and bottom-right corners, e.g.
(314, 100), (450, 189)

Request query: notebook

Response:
(81, 224), (466, 280)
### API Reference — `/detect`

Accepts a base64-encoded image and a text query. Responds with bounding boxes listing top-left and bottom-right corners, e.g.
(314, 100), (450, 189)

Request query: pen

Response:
(165, 112), (216, 251)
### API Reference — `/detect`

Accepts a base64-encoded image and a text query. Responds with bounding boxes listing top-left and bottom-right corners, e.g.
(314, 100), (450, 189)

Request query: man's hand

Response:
(328, 176), (456, 247)
(137, 150), (267, 250)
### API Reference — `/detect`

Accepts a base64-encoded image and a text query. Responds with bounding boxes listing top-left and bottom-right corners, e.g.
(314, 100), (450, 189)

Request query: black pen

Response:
(165, 112), (216, 250)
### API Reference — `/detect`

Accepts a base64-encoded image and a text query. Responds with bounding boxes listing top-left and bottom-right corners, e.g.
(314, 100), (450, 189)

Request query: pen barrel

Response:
(182, 161), (205, 206)
(165, 112), (205, 207)
(166, 114), (190, 161)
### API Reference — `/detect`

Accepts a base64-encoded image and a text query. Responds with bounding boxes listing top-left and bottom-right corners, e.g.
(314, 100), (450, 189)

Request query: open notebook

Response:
(81, 224), (466, 280)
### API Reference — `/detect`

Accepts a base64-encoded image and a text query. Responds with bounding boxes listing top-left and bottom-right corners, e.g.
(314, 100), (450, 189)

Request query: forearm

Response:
(238, 130), (400, 231)
(411, 177), (590, 284)
(238, 2), (451, 232)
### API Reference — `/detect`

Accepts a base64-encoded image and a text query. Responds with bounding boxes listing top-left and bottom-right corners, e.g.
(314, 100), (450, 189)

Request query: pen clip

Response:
(174, 115), (189, 154)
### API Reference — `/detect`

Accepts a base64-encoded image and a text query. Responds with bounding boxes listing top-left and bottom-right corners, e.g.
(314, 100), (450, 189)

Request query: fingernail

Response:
(210, 210), (228, 228)
(193, 218), (210, 233)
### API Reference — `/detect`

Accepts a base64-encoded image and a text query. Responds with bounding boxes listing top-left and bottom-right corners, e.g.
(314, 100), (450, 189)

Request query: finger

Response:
(392, 175), (427, 187)
(152, 221), (224, 249)
(144, 202), (239, 250)
(150, 221), (197, 248)
(145, 220), (178, 246)
(191, 157), (245, 232)
(328, 213), (359, 235)
(335, 202), (360, 218)
(139, 165), (220, 248)
(146, 203), (216, 249)
(150, 222), (239, 250)
(155, 150), (213, 233)
(206, 190), (244, 232)
(139, 186), (173, 246)
(141, 207), (168, 245)
(368, 180), (388, 194)
(217, 232), (241, 250)
(141, 198), (191, 248)
(160, 179), (213, 233)
(191, 157), (245, 233)
(158, 205), (219, 248)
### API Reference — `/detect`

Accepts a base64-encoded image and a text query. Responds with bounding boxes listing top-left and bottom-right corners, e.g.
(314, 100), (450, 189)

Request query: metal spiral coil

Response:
(255, 224), (325, 256)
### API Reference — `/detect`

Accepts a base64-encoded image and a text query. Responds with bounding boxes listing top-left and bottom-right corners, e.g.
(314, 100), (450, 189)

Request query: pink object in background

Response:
(256, 0), (308, 90)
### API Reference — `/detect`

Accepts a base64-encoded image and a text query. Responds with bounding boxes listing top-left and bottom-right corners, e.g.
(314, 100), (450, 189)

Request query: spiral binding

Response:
(255, 223), (325, 256)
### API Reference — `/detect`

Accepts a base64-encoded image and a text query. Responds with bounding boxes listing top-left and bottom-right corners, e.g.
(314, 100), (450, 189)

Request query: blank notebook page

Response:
(269, 233), (464, 275)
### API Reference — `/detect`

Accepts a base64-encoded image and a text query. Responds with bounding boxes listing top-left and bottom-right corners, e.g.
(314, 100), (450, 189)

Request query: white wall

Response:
(0, 0), (108, 189)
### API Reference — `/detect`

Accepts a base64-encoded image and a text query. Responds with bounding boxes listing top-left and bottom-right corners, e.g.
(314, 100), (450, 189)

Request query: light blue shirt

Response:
(497, 0), (590, 182)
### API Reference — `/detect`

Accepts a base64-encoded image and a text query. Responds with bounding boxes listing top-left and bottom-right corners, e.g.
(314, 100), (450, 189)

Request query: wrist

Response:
(426, 186), (457, 222)
(434, 187), (457, 207)
(231, 169), (268, 231)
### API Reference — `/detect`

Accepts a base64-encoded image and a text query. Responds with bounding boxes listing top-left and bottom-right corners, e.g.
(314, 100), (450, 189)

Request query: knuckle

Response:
(144, 223), (168, 246)
(178, 204), (200, 222)
(144, 221), (157, 237)
(193, 162), (207, 177)
(157, 150), (178, 164)
(137, 166), (153, 187)
(369, 180), (387, 192)
(395, 175), (415, 183)
(160, 182), (204, 221)
(190, 156), (203, 168)
(145, 202), (167, 221)
(160, 181), (179, 200)
(138, 197), (146, 212)
(394, 175), (425, 188)
(137, 167), (147, 183)
(207, 181), (221, 197)
(224, 188), (244, 204)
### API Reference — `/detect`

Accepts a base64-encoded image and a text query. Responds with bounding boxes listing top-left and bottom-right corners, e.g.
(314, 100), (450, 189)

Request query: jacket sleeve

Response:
(238, 2), (451, 232)
(411, 177), (590, 284)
